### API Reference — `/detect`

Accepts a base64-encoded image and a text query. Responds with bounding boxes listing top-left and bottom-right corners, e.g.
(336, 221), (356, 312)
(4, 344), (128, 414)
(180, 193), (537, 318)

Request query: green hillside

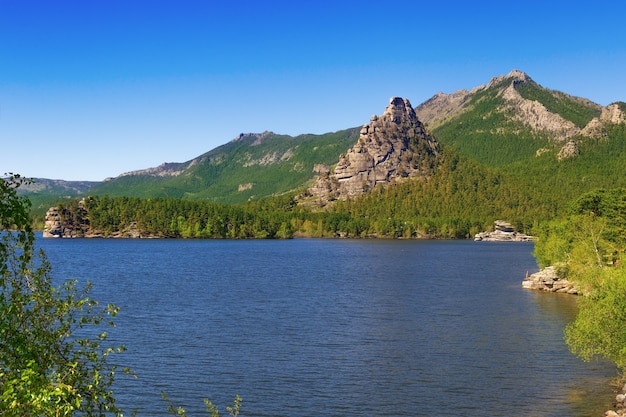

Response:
(89, 129), (360, 204)
(514, 81), (601, 128)
(504, 123), (626, 212)
(430, 78), (550, 167)
(423, 73), (626, 219)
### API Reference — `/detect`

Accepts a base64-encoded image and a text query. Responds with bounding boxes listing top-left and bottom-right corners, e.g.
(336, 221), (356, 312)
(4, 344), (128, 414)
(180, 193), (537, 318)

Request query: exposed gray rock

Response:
(43, 200), (89, 238)
(500, 81), (581, 142)
(601, 102), (626, 124)
(308, 97), (440, 204)
(521, 266), (578, 294)
(581, 116), (607, 139)
(42, 207), (63, 238)
(313, 164), (330, 174)
(119, 162), (188, 178)
(415, 89), (473, 129)
(557, 140), (580, 160)
(580, 103), (626, 139)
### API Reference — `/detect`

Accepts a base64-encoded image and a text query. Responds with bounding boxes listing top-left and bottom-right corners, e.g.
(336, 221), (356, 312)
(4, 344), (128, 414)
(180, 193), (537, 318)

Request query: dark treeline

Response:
(78, 195), (296, 239)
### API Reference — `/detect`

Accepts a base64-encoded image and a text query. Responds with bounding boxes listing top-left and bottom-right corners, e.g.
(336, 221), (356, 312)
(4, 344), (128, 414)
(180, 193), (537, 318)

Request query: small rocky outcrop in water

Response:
(474, 220), (533, 242)
(521, 266), (578, 294)
(307, 97), (441, 205)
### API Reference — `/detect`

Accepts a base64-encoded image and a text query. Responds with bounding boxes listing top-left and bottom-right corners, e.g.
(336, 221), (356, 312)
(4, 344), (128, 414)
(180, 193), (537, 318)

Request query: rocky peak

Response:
(384, 97), (415, 123)
(580, 102), (626, 139)
(488, 69), (532, 87)
(557, 140), (580, 160)
(232, 131), (274, 146)
(307, 97), (440, 204)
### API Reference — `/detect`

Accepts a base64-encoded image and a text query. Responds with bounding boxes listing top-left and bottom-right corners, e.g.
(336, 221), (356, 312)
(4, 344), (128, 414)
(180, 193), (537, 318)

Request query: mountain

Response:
(415, 69), (625, 166)
(411, 70), (626, 212)
(88, 129), (360, 204)
(25, 70), (626, 228)
(87, 70), (626, 208)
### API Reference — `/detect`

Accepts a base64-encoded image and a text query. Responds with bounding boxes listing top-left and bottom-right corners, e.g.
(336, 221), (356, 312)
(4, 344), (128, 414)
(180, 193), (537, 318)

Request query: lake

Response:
(38, 237), (617, 416)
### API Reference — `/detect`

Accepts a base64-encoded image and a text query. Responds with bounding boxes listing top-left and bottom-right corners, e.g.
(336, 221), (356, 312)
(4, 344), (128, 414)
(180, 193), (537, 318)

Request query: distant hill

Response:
(17, 178), (101, 216)
(88, 129), (360, 204)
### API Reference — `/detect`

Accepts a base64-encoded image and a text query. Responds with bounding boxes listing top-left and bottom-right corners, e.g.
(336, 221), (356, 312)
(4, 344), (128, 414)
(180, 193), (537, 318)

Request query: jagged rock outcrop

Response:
(43, 201), (145, 238)
(557, 140), (580, 160)
(601, 102), (626, 124)
(474, 220), (533, 242)
(308, 97), (440, 204)
(581, 102), (626, 139)
(521, 266), (578, 294)
(43, 207), (64, 238)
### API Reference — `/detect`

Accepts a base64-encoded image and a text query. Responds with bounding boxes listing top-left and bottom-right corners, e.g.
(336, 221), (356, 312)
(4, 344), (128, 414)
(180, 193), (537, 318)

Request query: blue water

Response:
(38, 237), (616, 416)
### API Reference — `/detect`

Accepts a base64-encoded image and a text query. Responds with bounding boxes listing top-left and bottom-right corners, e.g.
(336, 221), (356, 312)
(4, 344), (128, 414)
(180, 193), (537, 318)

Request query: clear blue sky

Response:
(1, 0), (625, 181)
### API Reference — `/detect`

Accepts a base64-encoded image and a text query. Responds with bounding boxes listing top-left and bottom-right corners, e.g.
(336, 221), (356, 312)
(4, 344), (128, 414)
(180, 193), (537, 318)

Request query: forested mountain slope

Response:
(415, 70), (626, 214)
(88, 129), (360, 204)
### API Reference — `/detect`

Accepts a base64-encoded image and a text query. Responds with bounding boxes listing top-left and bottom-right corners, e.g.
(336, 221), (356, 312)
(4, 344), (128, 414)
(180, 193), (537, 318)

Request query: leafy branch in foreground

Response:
(1, 174), (130, 416)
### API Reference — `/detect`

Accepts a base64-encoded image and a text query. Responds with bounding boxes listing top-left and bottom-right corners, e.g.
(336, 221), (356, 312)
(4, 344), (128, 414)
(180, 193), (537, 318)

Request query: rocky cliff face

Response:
(417, 70), (603, 140)
(43, 201), (89, 238)
(43, 200), (143, 238)
(307, 97), (440, 204)
(580, 102), (626, 139)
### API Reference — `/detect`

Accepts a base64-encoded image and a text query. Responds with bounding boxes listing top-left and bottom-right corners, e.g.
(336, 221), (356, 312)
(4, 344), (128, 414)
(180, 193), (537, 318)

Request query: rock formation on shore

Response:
(521, 266), (578, 294)
(43, 203), (89, 238)
(307, 97), (440, 205)
(474, 220), (533, 242)
(43, 199), (142, 238)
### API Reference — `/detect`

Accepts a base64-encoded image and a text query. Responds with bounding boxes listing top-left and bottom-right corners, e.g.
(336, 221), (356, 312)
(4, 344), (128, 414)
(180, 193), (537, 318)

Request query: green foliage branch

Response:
(1, 174), (129, 416)
(534, 187), (626, 371)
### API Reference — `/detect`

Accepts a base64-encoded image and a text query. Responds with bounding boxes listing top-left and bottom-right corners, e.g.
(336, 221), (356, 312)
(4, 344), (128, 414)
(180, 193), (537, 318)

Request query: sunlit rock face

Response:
(309, 97), (440, 204)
